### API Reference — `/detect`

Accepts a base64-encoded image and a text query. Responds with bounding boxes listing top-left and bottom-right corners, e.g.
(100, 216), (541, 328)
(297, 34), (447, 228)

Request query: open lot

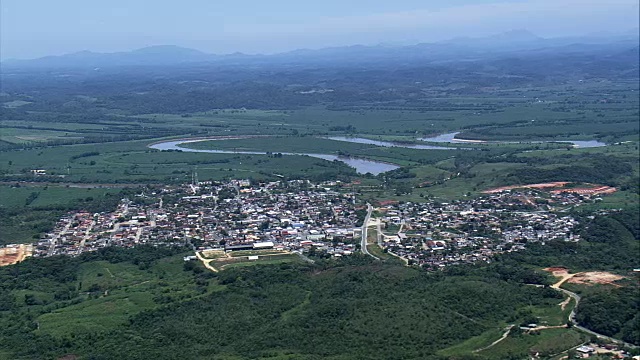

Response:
(198, 250), (303, 271)
(0, 244), (33, 266)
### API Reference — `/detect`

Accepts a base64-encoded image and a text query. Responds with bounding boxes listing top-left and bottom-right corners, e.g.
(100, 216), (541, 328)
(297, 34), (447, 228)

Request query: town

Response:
(33, 180), (362, 263)
(371, 190), (583, 269)
(21, 179), (616, 272)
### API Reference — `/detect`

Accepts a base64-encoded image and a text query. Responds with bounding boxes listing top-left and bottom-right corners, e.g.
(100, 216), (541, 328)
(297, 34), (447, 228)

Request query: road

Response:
(78, 220), (96, 251)
(48, 220), (72, 256)
(195, 251), (219, 272)
(360, 203), (379, 260)
(551, 273), (639, 349)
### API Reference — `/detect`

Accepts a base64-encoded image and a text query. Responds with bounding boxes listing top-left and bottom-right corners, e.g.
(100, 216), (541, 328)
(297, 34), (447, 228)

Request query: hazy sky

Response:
(1, 0), (639, 59)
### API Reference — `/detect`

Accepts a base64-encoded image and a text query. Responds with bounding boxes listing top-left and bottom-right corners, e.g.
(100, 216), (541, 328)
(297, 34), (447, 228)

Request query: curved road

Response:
(552, 274), (638, 349)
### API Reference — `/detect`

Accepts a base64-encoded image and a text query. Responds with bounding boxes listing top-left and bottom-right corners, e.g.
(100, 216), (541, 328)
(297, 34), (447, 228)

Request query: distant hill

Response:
(3, 29), (638, 69)
(446, 29), (543, 48)
(2, 45), (218, 68)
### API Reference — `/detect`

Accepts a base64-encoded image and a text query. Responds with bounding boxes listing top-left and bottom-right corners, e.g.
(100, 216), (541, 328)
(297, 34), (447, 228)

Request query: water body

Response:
(149, 139), (399, 175)
(419, 132), (607, 148)
(326, 136), (457, 150)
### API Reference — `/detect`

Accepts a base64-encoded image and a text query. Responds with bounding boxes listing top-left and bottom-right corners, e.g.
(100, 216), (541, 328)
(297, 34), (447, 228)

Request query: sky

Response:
(1, 0), (639, 59)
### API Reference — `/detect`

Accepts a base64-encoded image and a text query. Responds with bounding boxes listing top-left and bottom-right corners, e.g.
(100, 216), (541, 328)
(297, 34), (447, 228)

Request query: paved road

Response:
(360, 203), (379, 260)
(48, 221), (72, 256)
(552, 274), (638, 349)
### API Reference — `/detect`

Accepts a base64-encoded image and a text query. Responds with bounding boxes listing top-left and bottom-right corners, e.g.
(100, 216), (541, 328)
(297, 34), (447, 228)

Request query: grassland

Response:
(365, 226), (397, 261)
(0, 184), (118, 209)
(476, 328), (587, 358)
(0, 127), (83, 144)
(218, 254), (303, 270)
(0, 137), (360, 185)
(35, 253), (221, 338)
(199, 250), (303, 271)
(1, 90), (637, 200)
(438, 325), (510, 356)
(130, 85), (638, 141)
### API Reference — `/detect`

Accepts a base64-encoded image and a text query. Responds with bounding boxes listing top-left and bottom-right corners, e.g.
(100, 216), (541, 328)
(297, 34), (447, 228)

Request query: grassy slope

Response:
(33, 254), (221, 338)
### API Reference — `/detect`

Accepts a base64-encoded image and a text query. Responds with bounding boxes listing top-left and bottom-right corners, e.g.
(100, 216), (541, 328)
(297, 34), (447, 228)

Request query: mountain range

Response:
(3, 29), (638, 69)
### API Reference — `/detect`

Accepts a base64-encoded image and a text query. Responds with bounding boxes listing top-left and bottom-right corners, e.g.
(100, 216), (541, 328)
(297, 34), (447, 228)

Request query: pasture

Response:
(34, 253), (220, 338)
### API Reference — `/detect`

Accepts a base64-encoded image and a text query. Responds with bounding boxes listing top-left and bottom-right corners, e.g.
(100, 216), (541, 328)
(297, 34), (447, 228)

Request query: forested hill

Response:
(0, 246), (564, 359)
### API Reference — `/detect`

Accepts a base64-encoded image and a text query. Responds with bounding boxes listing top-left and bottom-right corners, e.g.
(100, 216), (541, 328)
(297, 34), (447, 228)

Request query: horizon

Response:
(2, 27), (639, 62)
(2, 0), (639, 60)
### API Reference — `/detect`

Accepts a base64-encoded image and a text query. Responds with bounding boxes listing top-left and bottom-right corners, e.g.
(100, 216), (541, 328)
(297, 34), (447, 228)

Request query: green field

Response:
(218, 254), (303, 270)
(438, 325), (510, 356)
(365, 226), (397, 261)
(476, 328), (587, 358)
(0, 185), (118, 209)
(33, 252), (222, 338)
(1, 102), (638, 208)
(0, 127), (83, 144)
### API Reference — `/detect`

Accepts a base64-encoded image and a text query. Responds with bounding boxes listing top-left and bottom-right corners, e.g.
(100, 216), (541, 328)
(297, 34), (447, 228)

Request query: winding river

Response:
(325, 136), (459, 150)
(419, 132), (607, 148)
(148, 132), (606, 176)
(149, 139), (400, 175)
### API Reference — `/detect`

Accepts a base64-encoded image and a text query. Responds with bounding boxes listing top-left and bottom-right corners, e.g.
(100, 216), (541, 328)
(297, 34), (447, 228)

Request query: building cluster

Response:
(34, 182), (604, 269)
(375, 190), (586, 269)
(34, 180), (361, 258)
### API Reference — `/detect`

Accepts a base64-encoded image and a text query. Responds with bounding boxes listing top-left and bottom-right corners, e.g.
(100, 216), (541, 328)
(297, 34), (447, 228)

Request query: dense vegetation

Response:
(0, 250), (571, 360)
(575, 286), (639, 345)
